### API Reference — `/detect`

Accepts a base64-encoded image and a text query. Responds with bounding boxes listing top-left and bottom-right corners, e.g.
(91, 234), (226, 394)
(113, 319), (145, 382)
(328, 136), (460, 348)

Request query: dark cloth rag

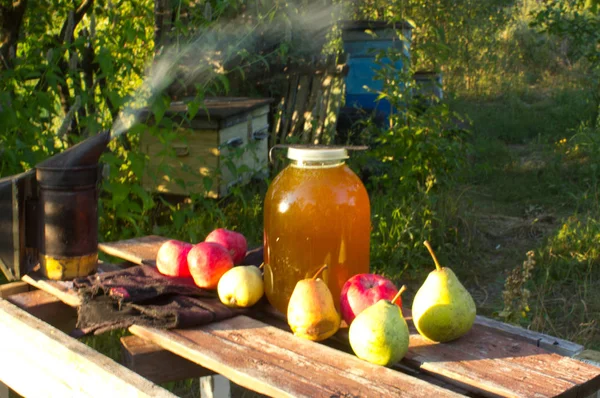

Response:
(72, 264), (249, 336)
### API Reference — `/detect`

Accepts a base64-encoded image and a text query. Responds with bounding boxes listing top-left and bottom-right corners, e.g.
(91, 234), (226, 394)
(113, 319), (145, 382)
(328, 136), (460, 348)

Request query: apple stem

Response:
(392, 285), (407, 305)
(259, 263), (264, 270)
(312, 264), (328, 280)
(423, 240), (442, 271)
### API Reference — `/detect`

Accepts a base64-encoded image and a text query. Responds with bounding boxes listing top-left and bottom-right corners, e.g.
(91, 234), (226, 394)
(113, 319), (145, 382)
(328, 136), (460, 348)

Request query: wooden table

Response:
(0, 235), (599, 398)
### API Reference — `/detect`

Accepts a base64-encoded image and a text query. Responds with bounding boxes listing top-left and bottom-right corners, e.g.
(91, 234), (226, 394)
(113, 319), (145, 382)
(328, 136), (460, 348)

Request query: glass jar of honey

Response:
(263, 146), (371, 314)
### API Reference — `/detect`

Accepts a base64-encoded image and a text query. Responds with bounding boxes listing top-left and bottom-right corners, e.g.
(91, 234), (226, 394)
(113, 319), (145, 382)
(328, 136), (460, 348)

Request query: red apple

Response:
(156, 240), (193, 277)
(340, 274), (400, 325)
(204, 228), (248, 265)
(187, 242), (234, 289)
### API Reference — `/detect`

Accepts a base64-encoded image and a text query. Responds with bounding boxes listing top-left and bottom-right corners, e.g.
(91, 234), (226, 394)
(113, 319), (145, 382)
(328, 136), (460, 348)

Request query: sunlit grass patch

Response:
(528, 214), (600, 349)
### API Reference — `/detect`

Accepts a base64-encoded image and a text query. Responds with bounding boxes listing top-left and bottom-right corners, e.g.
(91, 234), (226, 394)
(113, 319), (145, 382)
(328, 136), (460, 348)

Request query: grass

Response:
(452, 86), (596, 145)
(441, 84), (600, 350)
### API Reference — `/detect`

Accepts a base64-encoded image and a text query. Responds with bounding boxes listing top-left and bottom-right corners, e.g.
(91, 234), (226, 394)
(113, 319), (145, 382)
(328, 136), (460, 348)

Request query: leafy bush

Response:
(339, 33), (472, 277)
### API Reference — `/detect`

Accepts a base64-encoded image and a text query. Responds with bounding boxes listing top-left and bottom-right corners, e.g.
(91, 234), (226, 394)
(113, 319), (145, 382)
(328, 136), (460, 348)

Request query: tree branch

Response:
(52, 0), (94, 139)
(59, 0), (94, 45)
(81, 28), (95, 118)
(0, 0), (28, 70)
(154, 0), (172, 55)
(56, 59), (81, 138)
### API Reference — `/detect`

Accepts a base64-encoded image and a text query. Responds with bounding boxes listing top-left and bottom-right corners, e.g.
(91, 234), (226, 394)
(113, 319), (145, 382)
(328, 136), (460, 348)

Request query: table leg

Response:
(574, 350), (600, 398)
(200, 375), (231, 398)
(0, 381), (10, 398)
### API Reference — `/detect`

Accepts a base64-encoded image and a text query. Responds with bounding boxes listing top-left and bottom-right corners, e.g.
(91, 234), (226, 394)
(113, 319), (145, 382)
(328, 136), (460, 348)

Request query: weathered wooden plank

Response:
(0, 281), (32, 299)
(120, 335), (216, 384)
(279, 73), (300, 143)
(22, 271), (81, 307)
(130, 316), (464, 398)
(20, 261), (126, 308)
(402, 321), (600, 398)
(249, 306), (473, 395)
(313, 74), (333, 144)
(303, 75), (323, 143)
(0, 298), (175, 398)
(475, 315), (583, 357)
(254, 305), (599, 398)
(322, 75), (344, 144)
(270, 77), (288, 141)
(98, 235), (168, 267)
(6, 289), (77, 332)
(289, 75), (311, 139)
(256, 305), (600, 398)
(324, 310), (600, 398)
(19, 262), (130, 310)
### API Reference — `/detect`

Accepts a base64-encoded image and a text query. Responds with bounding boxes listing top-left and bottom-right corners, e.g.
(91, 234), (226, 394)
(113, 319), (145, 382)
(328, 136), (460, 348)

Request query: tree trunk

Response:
(0, 0), (28, 70)
(154, 0), (172, 54)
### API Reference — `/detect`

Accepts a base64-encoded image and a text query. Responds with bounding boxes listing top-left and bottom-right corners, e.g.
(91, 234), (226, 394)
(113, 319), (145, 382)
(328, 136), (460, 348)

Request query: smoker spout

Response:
(35, 130), (111, 169)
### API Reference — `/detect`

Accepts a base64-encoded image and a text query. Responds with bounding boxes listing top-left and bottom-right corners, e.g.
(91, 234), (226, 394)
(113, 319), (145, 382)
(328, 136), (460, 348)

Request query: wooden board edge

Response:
(21, 273), (81, 307)
(0, 298), (175, 398)
(129, 322), (298, 398)
(0, 281), (32, 299)
(6, 289), (77, 333)
(130, 317), (466, 398)
(120, 335), (216, 384)
(475, 315), (584, 357)
(99, 242), (145, 266)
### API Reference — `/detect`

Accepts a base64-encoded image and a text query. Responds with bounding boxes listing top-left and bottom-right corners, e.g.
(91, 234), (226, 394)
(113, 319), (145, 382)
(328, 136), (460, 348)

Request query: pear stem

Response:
(312, 264), (328, 280)
(423, 240), (442, 271)
(391, 285), (407, 305)
(259, 263), (264, 270)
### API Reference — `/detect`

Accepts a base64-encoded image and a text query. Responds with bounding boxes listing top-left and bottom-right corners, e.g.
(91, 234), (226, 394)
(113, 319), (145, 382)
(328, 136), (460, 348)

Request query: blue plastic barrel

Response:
(341, 20), (413, 117)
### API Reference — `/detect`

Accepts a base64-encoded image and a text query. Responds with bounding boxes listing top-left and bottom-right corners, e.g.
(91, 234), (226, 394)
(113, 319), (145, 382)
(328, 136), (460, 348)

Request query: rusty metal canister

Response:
(36, 165), (100, 280)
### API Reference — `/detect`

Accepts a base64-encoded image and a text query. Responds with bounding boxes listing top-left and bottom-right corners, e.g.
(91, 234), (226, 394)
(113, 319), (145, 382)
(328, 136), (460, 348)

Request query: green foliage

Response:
(403, 0), (513, 95)
(0, 0), (154, 176)
(528, 211), (600, 346)
(531, 0), (600, 126)
(500, 250), (535, 325)
(531, 0), (600, 64)
(340, 37), (472, 278)
(451, 86), (596, 145)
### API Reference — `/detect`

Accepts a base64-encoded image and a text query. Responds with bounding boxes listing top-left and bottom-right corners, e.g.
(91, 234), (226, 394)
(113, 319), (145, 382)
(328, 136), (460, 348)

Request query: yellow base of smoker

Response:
(40, 253), (98, 281)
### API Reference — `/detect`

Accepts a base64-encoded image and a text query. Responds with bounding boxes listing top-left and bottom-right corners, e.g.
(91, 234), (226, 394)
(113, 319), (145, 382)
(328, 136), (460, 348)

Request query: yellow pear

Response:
(287, 265), (341, 341)
(412, 241), (476, 343)
(217, 265), (264, 308)
(349, 286), (410, 366)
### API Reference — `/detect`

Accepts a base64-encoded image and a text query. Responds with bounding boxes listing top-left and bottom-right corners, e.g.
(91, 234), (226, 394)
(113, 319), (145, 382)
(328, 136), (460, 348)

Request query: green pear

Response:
(349, 286), (410, 367)
(287, 265), (341, 341)
(412, 241), (476, 343)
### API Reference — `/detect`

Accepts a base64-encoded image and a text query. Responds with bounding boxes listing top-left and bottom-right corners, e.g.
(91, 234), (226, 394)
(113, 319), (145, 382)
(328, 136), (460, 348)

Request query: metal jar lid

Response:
(286, 146), (349, 162)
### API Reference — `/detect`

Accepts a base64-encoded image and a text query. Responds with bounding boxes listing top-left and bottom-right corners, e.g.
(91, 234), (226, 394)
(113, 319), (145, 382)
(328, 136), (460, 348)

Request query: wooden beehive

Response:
(141, 97), (273, 198)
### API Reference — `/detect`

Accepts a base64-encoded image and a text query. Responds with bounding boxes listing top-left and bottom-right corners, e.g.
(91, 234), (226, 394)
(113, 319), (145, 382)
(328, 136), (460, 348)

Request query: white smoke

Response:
(110, 1), (344, 139)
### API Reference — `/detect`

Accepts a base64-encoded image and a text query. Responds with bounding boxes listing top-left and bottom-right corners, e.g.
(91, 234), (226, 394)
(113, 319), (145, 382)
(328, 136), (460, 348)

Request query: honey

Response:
(263, 147), (370, 314)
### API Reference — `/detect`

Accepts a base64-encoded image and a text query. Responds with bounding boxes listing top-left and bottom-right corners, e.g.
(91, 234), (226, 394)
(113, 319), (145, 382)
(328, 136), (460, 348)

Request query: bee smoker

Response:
(0, 130), (111, 281)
